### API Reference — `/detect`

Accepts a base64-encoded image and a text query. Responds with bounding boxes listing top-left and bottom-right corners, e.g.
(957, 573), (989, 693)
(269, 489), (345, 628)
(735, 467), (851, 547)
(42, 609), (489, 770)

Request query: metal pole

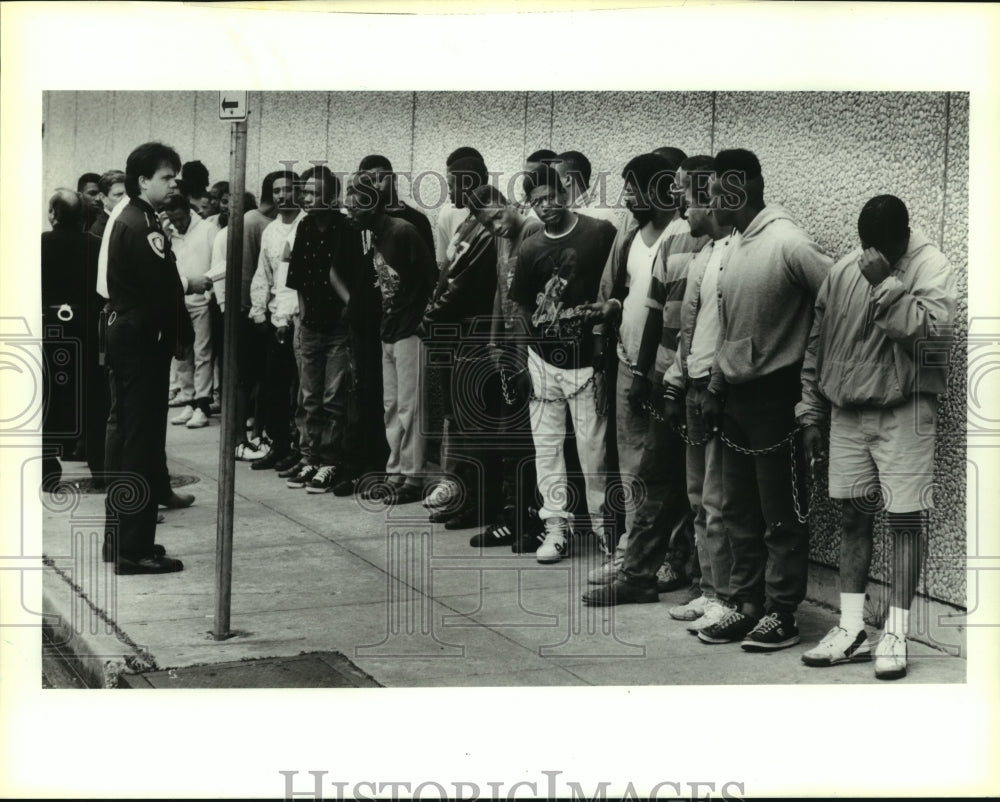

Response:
(213, 117), (247, 640)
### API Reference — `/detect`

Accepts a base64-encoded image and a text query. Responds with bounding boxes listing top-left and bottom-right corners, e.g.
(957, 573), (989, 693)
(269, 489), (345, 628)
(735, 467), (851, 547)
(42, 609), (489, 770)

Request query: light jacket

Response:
(172, 213), (216, 310)
(248, 211), (306, 328)
(709, 205), (832, 393)
(796, 228), (957, 424)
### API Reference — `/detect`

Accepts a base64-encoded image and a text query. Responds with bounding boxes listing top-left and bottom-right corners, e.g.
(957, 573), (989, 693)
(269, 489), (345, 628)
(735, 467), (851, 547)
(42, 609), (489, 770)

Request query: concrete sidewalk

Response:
(41, 420), (965, 688)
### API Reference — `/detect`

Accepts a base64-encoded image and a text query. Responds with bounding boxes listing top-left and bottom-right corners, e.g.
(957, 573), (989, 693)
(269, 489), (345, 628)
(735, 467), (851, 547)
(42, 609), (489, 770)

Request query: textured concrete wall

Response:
(42, 90), (969, 607)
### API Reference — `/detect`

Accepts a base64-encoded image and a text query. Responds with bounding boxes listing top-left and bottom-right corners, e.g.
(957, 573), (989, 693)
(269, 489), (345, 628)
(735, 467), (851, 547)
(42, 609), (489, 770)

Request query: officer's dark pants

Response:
(103, 312), (171, 561)
(721, 364), (809, 615)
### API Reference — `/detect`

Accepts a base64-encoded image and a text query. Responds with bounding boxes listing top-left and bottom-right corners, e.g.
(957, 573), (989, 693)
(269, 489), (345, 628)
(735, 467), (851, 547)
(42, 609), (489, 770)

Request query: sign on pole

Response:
(219, 91), (248, 121)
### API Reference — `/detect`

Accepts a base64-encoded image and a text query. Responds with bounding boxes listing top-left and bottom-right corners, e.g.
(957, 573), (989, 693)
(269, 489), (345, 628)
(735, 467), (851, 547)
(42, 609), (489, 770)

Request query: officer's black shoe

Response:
(159, 491), (195, 509)
(115, 554), (184, 575)
(103, 542), (166, 563)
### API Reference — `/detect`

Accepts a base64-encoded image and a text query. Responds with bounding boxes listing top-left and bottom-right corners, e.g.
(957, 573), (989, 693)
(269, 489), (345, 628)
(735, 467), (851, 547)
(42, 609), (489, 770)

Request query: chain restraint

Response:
(495, 319), (813, 523)
(621, 336), (812, 524)
(498, 364), (596, 406)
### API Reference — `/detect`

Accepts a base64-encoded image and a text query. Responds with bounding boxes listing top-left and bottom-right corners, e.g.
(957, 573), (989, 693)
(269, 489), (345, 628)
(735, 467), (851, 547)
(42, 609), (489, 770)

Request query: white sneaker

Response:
(235, 438), (271, 461)
(874, 632), (907, 680)
(801, 626), (871, 667)
(536, 518), (569, 564)
(423, 478), (460, 510)
(186, 408), (210, 428)
(686, 598), (730, 633)
(587, 554), (623, 584)
(171, 406), (194, 425)
(669, 594), (710, 621)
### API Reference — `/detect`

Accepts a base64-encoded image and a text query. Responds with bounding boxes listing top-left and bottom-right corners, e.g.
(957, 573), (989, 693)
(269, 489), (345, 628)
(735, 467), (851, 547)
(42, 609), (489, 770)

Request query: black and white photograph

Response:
(2, 2), (998, 799)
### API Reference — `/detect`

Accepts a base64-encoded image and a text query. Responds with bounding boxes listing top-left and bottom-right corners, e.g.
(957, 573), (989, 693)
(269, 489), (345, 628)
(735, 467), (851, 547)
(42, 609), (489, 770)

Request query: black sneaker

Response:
(333, 476), (360, 497)
(276, 456), (306, 478)
(306, 465), (338, 494)
(741, 611), (801, 652)
(358, 474), (392, 501)
(444, 506), (483, 530)
(286, 463), (318, 489)
(697, 609), (759, 644)
(470, 521), (517, 548)
(383, 483), (423, 506)
(250, 450), (285, 471)
(512, 513), (546, 554)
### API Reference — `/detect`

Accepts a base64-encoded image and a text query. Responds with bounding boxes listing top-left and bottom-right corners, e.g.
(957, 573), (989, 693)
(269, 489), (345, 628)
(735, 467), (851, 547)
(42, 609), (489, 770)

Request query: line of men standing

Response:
(43, 137), (957, 682)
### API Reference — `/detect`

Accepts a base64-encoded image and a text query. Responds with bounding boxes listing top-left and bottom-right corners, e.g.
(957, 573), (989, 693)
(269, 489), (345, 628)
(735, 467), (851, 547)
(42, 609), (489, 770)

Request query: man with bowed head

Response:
(798, 194), (956, 680)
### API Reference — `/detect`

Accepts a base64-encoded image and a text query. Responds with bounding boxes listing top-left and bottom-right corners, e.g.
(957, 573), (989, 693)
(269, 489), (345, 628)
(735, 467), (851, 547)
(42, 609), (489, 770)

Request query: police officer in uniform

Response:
(103, 142), (211, 575)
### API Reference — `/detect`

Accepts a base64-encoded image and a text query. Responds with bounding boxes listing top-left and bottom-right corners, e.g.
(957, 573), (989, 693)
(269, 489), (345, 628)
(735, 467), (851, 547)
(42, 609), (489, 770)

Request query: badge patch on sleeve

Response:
(147, 231), (166, 258)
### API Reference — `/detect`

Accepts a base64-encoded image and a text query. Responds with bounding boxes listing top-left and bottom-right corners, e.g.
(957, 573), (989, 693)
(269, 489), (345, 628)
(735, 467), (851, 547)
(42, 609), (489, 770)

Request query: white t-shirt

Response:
(617, 227), (666, 367)
(96, 195), (129, 299)
(687, 234), (732, 380)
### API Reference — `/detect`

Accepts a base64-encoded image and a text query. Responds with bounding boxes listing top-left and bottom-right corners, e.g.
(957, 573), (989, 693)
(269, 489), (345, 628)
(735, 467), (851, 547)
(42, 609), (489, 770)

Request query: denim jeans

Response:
(686, 383), (731, 602)
(720, 365), (809, 615)
(616, 404), (689, 588)
(613, 358), (649, 555)
(293, 320), (351, 466)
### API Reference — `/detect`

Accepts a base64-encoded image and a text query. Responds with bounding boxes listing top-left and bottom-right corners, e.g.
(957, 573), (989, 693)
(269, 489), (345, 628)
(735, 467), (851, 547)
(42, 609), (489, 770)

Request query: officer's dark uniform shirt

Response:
(106, 197), (193, 352)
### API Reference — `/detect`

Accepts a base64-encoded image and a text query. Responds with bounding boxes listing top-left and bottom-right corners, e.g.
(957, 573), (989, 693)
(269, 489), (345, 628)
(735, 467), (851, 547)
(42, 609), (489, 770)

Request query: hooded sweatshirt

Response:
(708, 205), (832, 391)
(796, 228), (956, 423)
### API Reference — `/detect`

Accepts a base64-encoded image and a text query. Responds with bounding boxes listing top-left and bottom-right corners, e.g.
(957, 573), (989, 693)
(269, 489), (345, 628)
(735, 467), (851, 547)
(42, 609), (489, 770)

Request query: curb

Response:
(42, 560), (158, 689)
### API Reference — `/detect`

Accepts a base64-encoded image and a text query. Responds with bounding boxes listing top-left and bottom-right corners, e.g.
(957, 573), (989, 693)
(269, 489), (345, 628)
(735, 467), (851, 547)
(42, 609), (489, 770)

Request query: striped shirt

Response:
(645, 218), (710, 375)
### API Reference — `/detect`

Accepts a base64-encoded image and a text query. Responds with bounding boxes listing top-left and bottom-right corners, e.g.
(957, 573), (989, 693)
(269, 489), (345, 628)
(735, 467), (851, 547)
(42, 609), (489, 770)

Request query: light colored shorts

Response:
(828, 394), (937, 514)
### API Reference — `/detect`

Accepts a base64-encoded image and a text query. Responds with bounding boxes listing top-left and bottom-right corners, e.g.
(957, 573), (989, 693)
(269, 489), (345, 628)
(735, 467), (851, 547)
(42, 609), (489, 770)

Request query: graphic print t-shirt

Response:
(372, 215), (435, 343)
(508, 212), (617, 369)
